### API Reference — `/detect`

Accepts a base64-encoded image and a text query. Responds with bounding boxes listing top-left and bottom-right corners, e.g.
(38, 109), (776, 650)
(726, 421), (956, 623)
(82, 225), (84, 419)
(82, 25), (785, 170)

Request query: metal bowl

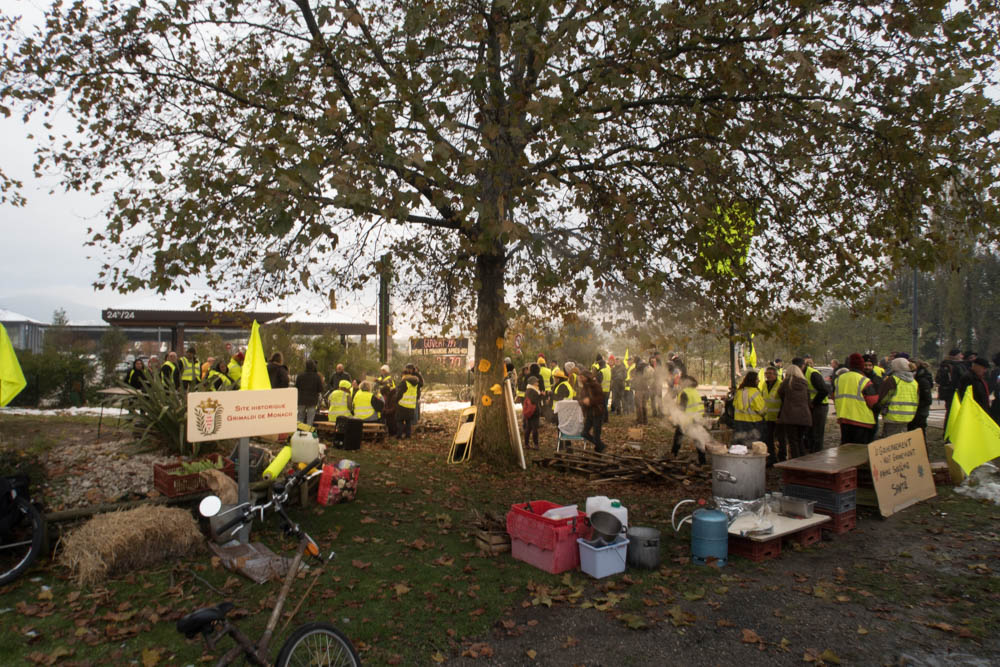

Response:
(589, 511), (623, 542)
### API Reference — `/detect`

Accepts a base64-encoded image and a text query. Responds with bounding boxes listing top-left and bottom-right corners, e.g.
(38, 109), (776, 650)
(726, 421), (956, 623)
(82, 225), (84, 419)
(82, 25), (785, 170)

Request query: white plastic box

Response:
(577, 535), (628, 579)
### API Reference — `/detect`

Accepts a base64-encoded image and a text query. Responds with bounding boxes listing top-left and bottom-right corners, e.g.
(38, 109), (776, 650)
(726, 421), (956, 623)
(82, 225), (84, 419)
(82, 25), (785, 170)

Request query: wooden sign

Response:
(503, 378), (526, 469)
(186, 388), (298, 442)
(867, 429), (937, 517)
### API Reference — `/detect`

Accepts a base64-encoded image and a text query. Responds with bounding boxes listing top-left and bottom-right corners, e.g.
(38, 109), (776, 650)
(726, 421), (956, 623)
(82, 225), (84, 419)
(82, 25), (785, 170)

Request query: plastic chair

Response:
(553, 399), (588, 452)
(556, 430), (588, 452)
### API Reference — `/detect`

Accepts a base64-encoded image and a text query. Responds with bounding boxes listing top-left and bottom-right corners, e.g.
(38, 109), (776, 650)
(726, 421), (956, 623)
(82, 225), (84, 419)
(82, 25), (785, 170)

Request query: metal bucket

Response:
(711, 452), (766, 501)
(626, 526), (661, 569)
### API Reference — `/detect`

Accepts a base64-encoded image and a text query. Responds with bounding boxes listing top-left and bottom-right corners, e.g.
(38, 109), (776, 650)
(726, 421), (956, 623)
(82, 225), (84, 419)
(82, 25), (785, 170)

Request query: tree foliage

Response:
(4, 0), (1000, 464)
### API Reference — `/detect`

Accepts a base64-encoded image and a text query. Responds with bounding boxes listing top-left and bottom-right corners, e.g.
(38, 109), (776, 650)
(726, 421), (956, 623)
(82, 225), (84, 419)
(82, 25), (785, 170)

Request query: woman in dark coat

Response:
(777, 364), (813, 461)
(295, 359), (325, 425)
(267, 352), (290, 388)
(125, 359), (146, 391)
(577, 370), (607, 453)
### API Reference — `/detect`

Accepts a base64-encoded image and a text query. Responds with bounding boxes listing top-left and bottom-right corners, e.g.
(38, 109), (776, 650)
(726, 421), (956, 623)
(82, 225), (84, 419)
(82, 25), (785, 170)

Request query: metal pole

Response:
(379, 253), (391, 364)
(238, 436), (250, 544)
(729, 320), (737, 391)
(911, 268), (918, 358)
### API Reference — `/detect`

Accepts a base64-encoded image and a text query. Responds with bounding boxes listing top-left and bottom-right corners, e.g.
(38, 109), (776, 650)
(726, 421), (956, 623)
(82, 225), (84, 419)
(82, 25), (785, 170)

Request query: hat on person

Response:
(339, 380), (351, 389)
(527, 377), (539, 386)
(608, 354), (616, 362)
(972, 358), (989, 369)
(949, 348), (962, 357)
(380, 364), (390, 373)
(537, 355), (546, 363)
(552, 368), (567, 380)
(848, 353), (865, 371)
(895, 352), (910, 360)
(235, 352), (245, 362)
(890, 358), (910, 373)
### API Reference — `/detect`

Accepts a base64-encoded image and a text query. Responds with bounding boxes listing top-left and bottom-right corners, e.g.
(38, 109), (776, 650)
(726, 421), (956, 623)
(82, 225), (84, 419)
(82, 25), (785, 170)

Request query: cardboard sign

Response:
(867, 429), (937, 517)
(187, 388), (298, 442)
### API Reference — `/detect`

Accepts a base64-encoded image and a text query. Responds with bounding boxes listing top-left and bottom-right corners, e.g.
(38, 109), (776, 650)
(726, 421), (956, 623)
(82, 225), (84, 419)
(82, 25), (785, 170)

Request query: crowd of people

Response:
(122, 346), (427, 439)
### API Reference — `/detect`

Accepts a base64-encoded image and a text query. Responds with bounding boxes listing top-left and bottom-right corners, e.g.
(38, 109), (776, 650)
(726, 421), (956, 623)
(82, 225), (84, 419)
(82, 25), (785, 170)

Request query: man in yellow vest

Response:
(802, 354), (830, 453)
(180, 346), (198, 390)
(228, 350), (244, 387)
(395, 364), (422, 439)
(670, 375), (706, 464)
(552, 368), (575, 401)
(758, 366), (782, 463)
(875, 357), (919, 438)
(352, 381), (383, 422)
(160, 351), (180, 388)
(833, 353), (879, 444)
(328, 380), (354, 420)
(595, 355), (612, 422)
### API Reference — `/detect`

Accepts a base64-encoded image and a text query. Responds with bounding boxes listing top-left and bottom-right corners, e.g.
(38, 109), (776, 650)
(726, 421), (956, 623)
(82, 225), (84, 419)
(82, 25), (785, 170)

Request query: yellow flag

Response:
(624, 348), (630, 365)
(744, 334), (757, 369)
(0, 324), (27, 407)
(944, 389), (961, 442)
(950, 386), (1000, 475)
(240, 320), (272, 391)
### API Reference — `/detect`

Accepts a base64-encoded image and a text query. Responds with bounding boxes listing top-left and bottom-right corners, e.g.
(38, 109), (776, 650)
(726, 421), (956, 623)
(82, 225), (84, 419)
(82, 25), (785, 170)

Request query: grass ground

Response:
(0, 411), (997, 666)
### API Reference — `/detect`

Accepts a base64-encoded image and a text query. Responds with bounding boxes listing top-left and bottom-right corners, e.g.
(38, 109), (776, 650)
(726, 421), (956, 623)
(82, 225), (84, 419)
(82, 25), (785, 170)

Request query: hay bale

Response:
(60, 505), (203, 586)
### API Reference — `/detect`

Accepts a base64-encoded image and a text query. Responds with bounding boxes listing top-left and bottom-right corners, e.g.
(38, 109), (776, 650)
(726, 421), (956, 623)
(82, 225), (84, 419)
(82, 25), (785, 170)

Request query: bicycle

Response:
(177, 458), (360, 666)
(0, 474), (45, 586)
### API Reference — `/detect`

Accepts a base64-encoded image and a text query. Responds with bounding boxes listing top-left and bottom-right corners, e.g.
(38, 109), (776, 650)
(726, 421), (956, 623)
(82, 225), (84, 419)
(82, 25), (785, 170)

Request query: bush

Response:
(120, 377), (206, 456)
(10, 348), (96, 408)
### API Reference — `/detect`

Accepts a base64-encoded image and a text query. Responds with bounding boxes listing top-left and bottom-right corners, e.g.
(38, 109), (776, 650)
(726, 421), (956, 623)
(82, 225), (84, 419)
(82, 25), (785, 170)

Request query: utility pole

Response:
(378, 253), (391, 364)
(911, 268), (918, 358)
(729, 320), (737, 391)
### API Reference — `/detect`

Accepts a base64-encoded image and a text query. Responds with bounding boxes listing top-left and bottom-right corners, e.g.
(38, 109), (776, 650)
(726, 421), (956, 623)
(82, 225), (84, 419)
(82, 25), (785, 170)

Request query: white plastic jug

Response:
(607, 499), (628, 533)
(586, 496), (611, 518)
(290, 430), (320, 463)
(542, 505), (579, 520)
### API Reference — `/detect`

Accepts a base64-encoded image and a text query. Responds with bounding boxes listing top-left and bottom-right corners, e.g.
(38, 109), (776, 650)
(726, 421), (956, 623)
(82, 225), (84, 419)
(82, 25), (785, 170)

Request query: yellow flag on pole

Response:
(944, 389), (961, 442)
(744, 334), (757, 369)
(0, 323), (27, 407)
(240, 320), (272, 391)
(624, 348), (630, 365)
(950, 386), (1000, 475)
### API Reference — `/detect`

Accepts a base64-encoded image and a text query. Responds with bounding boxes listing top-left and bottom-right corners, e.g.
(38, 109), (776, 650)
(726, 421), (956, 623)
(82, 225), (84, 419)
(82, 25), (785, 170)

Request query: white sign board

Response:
(186, 388), (298, 442)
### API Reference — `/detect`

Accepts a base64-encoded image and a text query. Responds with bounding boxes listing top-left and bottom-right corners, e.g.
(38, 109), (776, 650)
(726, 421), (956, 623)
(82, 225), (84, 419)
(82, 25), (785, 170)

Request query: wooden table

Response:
(774, 444), (870, 474)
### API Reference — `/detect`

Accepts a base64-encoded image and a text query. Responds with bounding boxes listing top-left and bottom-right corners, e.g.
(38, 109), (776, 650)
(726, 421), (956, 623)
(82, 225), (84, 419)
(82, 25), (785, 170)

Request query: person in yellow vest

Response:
(732, 370), (766, 445)
(773, 359), (786, 383)
(801, 354), (831, 452)
(228, 351), (244, 387)
(375, 364), (395, 394)
(623, 358), (636, 415)
(758, 366), (782, 463)
(875, 357), (919, 438)
(207, 360), (233, 391)
(180, 346), (198, 389)
(833, 353), (879, 444)
(328, 379), (354, 420)
(515, 364), (528, 403)
(670, 375), (706, 464)
(594, 355), (612, 422)
(352, 381), (383, 422)
(537, 356), (552, 394)
(395, 364), (422, 439)
(552, 368), (575, 401)
(609, 354), (625, 415)
(200, 356), (215, 381)
(160, 351), (180, 388)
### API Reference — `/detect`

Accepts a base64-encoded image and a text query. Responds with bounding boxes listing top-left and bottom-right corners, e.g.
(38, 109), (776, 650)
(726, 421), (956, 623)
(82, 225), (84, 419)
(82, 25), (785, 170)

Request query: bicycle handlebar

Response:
(213, 457), (325, 535)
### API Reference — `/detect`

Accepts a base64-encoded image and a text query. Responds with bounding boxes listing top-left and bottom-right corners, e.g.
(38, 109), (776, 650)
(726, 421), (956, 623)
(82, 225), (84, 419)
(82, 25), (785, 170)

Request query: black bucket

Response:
(626, 526), (661, 569)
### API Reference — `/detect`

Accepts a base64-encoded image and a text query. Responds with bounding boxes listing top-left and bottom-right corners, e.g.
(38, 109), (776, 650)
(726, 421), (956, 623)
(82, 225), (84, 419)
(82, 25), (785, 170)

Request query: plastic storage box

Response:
(577, 536), (628, 579)
(782, 484), (857, 513)
(507, 501), (592, 574)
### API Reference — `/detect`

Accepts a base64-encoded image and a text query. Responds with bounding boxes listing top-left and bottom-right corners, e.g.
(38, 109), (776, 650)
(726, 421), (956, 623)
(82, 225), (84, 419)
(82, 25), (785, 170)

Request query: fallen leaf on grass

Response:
(666, 605), (696, 627)
(36, 589), (53, 602)
(780, 638), (791, 652)
(141, 647), (162, 666)
(835, 595), (850, 603)
(716, 619), (734, 627)
(393, 583), (411, 596)
(525, 649), (537, 660)
(619, 613), (648, 630)
(430, 652), (446, 663)
(857, 626), (869, 635)
(682, 588), (705, 601)
(351, 560), (372, 570)
(360, 516), (377, 524)
(741, 629), (762, 644)
(562, 636), (579, 648)
(431, 555), (455, 567)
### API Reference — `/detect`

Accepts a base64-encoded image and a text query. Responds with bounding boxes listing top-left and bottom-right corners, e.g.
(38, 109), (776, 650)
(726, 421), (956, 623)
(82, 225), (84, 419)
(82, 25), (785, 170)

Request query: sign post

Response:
(187, 388), (298, 543)
(866, 429), (937, 517)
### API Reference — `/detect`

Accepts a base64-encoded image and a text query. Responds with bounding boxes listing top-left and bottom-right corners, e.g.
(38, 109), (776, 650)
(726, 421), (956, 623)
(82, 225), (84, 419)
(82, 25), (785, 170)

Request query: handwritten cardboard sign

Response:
(186, 388), (298, 442)
(867, 429), (936, 517)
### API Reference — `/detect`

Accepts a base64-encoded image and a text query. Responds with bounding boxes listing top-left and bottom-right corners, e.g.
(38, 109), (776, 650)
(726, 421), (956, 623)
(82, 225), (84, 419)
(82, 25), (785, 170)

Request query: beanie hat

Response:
(890, 358), (910, 373)
(339, 380), (351, 389)
(848, 353), (865, 371)
(608, 354), (616, 362)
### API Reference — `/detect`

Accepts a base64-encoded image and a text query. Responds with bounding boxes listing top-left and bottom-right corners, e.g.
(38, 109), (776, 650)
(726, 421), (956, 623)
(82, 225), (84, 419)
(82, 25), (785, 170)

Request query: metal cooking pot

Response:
(711, 452), (766, 501)
(588, 511), (623, 542)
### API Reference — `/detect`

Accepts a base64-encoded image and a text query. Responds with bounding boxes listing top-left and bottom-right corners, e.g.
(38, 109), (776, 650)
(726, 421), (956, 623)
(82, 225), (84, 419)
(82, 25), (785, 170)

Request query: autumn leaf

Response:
(393, 583), (411, 596)
(562, 636), (579, 648)
(525, 649), (537, 660)
(682, 588), (705, 601)
(431, 555), (455, 567)
(780, 638), (791, 652)
(820, 649), (841, 664)
(619, 613), (648, 630)
(741, 628), (762, 644)
(857, 626), (869, 635)
(666, 605), (695, 627)
(351, 560), (372, 569)
(430, 652), (446, 663)
(37, 588), (53, 601)
(360, 516), (377, 524)
(141, 647), (162, 666)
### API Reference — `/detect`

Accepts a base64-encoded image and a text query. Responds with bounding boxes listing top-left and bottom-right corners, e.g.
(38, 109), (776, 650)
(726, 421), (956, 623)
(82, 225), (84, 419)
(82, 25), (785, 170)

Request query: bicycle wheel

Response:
(0, 497), (45, 585)
(275, 621), (360, 667)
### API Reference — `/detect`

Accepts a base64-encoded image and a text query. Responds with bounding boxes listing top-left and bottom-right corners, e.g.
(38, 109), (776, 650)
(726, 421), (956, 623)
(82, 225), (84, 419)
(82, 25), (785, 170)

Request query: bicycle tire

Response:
(0, 497), (45, 585)
(275, 621), (360, 667)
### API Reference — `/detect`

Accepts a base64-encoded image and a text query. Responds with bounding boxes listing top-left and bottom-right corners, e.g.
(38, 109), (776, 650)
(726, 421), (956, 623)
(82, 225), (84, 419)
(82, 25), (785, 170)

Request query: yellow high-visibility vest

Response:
(734, 387), (765, 422)
(758, 379), (781, 422)
(539, 366), (552, 392)
(180, 357), (197, 383)
(208, 370), (232, 391)
(885, 378), (919, 423)
(329, 389), (352, 418)
(834, 371), (875, 425)
(680, 387), (703, 414)
(399, 380), (419, 409)
(353, 390), (375, 420)
(600, 366), (611, 393)
(873, 366), (885, 378)
(554, 380), (576, 400)
(228, 357), (242, 383)
(805, 366), (830, 405)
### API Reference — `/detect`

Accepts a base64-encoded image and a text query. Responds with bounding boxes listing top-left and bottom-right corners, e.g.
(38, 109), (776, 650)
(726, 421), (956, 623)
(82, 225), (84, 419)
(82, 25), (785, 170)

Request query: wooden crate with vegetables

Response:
(153, 453), (236, 497)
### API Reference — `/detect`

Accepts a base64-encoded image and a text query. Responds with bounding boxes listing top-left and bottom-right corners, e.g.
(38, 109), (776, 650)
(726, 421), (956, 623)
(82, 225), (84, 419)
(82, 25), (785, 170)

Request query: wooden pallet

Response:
(475, 530), (511, 556)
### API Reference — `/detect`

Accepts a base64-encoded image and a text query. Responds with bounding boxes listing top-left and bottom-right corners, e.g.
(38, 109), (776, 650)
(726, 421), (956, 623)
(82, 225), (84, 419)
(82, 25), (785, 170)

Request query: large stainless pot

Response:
(711, 452), (766, 501)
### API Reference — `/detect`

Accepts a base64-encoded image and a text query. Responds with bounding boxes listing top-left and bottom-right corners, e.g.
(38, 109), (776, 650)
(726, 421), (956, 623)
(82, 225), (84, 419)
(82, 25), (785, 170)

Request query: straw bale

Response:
(60, 505), (203, 585)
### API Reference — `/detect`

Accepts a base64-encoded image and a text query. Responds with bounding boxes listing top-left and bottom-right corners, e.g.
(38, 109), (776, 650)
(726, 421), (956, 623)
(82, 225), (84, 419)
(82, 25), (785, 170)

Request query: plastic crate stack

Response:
(781, 468), (858, 534)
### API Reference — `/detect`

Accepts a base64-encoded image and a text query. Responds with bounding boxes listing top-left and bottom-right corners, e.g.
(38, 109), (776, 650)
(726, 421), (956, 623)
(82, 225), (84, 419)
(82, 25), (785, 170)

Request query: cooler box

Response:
(506, 501), (592, 574)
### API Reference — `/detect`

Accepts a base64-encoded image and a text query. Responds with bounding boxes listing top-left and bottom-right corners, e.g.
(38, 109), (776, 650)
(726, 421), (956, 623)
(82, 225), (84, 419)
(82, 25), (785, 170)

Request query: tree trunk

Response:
(470, 247), (516, 468)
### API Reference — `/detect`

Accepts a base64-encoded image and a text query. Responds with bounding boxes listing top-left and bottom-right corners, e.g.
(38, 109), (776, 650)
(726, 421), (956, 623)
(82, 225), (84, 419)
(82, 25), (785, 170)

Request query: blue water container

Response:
(691, 509), (728, 566)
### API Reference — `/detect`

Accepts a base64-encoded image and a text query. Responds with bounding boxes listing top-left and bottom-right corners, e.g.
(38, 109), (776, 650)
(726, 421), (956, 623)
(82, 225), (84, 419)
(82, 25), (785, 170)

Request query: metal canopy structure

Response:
(101, 308), (375, 351)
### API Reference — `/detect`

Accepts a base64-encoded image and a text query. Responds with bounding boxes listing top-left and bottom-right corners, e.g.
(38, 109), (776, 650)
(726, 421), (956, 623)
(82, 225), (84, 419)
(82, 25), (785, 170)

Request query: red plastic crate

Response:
(815, 508), (857, 534)
(784, 524), (822, 548)
(506, 501), (591, 551)
(781, 467), (858, 492)
(511, 537), (583, 574)
(728, 535), (782, 562)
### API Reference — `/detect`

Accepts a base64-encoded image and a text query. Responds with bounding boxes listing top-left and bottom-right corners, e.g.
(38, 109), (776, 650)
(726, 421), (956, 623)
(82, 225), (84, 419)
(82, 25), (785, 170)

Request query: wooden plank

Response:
(774, 444), (870, 474)
(728, 513), (830, 541)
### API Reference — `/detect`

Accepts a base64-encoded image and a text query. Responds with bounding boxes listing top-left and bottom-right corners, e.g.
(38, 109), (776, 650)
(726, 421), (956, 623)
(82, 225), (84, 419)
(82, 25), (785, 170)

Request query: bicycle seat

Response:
(176, 602), (234, 638)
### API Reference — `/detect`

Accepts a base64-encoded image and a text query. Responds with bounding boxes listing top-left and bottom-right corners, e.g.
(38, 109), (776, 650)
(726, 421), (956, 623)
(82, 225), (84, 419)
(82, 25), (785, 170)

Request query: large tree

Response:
(3, 0), (999, 465)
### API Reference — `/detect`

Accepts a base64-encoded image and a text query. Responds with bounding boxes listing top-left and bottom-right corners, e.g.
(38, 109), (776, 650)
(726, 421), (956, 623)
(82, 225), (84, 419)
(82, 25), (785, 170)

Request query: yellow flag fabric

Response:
(624, 348), (629, 365)
(950, 386), (1000, 475)
(0, 324), (27, 407)
(240, 320), (272, 391)
(744, 335), (757, 369)
(944, 389), (962, 442)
